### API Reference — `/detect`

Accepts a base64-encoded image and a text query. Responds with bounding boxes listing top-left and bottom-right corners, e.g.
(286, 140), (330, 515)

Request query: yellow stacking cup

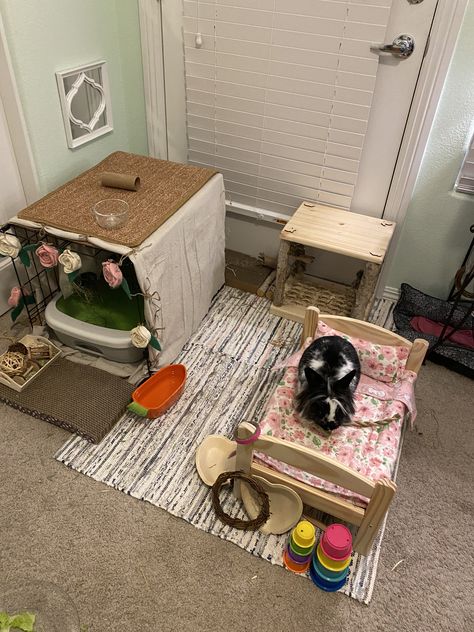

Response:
(291, 520), (316, 550)
(316, 544), (351, 572)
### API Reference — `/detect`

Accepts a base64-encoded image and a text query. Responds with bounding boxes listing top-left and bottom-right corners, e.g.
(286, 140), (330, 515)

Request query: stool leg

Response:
(273, 240), (290, 306)
(352, 262), (381, 320)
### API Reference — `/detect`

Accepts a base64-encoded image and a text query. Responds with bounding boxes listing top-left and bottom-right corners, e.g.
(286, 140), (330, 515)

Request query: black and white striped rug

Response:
(56, 286), (398, 604)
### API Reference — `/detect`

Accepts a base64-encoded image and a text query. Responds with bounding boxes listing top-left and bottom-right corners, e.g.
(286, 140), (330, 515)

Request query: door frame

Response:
(0, 11), (39, 205)
(140, 0), (468, 291)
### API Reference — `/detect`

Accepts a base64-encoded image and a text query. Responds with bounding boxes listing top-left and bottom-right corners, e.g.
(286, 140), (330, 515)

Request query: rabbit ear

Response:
(336, 369), (357, 389)
(304, 367), (326, 389)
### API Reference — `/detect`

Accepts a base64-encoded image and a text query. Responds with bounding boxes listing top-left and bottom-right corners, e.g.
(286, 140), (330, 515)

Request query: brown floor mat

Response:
(0, 358), (134, 443)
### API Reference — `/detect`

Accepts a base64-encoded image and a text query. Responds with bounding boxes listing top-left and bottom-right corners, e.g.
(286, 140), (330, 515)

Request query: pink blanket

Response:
(256, 347), (418, 506)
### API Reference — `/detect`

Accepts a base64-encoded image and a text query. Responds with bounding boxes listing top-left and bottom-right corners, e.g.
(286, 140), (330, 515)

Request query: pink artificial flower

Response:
(7, 286), (24, 307)
(102, 260), (123, 288)
(36, 243), (59, 268)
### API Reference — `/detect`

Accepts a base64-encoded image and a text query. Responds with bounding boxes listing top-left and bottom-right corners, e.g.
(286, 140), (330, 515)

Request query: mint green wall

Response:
(387, 2), (474, 299)
(0, 0), (147, 196)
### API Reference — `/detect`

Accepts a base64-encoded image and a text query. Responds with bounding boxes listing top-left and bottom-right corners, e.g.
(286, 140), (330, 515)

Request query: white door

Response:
(0, 92), (26, 224)
(352, 0), (438, 218)
(150, 0), (440, 272)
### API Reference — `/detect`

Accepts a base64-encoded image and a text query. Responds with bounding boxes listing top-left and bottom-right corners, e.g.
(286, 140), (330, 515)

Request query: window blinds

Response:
(183, 0), (393, 215)
(456, 133), (474, 195)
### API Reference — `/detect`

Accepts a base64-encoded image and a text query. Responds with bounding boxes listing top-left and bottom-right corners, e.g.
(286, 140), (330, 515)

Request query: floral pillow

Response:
(315, 321), (409, 383)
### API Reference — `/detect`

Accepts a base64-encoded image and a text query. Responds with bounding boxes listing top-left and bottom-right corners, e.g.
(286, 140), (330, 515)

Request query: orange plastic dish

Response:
(129, 364), (186, 419)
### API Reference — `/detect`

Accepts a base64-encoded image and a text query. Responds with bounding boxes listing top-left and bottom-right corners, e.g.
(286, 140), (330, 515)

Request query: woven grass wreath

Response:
(211, 471), (270, 531)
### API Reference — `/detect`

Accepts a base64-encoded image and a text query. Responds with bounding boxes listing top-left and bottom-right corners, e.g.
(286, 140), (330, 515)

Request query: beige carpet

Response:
(1, 360), (472, 631)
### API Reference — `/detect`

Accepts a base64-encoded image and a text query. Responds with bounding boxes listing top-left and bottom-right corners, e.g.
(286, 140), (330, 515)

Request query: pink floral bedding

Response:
(255, 351), (418, 507)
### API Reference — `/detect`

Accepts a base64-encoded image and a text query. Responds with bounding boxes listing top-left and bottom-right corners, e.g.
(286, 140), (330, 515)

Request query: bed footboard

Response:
(235, 421), (396, 556)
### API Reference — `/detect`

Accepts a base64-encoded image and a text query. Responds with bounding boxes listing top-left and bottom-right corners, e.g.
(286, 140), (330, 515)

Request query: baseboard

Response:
(382, 286), (401, 302)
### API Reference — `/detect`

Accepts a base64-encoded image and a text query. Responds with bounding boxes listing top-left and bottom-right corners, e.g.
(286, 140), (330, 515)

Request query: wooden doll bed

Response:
(234, 307), (428, 556)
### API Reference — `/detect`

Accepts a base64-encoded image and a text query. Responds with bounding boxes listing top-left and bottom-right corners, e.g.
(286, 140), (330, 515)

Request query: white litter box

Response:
(45, 294), (145, 363)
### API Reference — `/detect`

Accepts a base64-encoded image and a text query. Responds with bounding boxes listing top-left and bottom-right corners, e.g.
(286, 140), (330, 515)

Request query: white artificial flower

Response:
(130, 325), (152, 348)
(0, 233), (21, 258)
(58, 249), (82, 274)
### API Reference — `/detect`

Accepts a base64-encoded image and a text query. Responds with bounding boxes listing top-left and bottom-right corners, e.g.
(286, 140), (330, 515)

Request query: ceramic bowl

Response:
(241, 475), (303, 535)
(195, 435), (237, 486)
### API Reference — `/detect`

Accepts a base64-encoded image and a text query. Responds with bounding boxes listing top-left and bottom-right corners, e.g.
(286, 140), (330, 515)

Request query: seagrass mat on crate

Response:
(0, 358), (134, 443)
(18, 151), (218, 247)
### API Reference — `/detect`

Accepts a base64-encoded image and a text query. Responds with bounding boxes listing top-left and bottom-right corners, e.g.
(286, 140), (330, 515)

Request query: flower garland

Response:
(130, 325), (161, 351)
(7, 286), (35, 322)
(2, 231), (163, 352)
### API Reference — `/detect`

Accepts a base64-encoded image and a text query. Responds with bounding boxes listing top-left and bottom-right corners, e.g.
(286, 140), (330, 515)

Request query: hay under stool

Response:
(281, 277), (356, 317)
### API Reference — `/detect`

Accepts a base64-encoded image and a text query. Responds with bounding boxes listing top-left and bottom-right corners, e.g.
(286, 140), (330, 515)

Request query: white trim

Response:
(382, 286), (401, 302)
(139, 0), (187, 162)
(138, 0), (168, 159)
(226, 201), (289, 226)
(0, 12), (39, 203)
(377, 0), (469, 295)
(161, 0), (187, 162)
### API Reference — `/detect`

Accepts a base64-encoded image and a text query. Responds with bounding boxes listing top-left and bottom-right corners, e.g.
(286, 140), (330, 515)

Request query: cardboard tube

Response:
(100, 172), (141, 191)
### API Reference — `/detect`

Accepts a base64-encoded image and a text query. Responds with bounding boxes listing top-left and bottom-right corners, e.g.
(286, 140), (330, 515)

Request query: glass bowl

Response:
(93, 199), (129, 230)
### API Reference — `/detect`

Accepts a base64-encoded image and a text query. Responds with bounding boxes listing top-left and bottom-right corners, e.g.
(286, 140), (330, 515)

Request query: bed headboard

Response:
(301, 306), (429, 375)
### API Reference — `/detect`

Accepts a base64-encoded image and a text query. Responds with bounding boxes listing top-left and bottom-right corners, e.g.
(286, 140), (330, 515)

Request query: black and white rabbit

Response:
(295, 336), (361, 432)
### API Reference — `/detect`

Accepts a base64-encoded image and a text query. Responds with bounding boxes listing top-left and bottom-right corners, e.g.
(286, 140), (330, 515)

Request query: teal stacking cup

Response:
(309, 562), (347, 592)
(312, 553), (350, 582)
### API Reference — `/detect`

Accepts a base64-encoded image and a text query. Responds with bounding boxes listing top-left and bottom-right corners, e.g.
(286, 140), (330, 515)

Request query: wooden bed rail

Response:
(236, 422), (375, 499)
(235, 421), (397, 556)
(251, 462), (366, 526)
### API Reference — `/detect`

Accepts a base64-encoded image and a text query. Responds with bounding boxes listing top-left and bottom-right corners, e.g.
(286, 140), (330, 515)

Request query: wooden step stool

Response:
(270, 202), (396, 322)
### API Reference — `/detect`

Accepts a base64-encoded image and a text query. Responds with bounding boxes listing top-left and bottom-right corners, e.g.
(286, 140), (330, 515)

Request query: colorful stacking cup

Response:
(312, 554), (350, 582)
(316, 544), (351, 572)
(289, 537), (315, 557)
(309, 563), (347, 592)
(319, 524), (353, 561)
(283, 549), (311, 574)
(292, 520), (316, 550)
(287, 545), (311, 565)
(284, 520), (317, 574)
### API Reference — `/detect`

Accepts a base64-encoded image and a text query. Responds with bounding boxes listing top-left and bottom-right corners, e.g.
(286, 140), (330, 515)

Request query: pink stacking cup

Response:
(320, 524), (353, 561)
